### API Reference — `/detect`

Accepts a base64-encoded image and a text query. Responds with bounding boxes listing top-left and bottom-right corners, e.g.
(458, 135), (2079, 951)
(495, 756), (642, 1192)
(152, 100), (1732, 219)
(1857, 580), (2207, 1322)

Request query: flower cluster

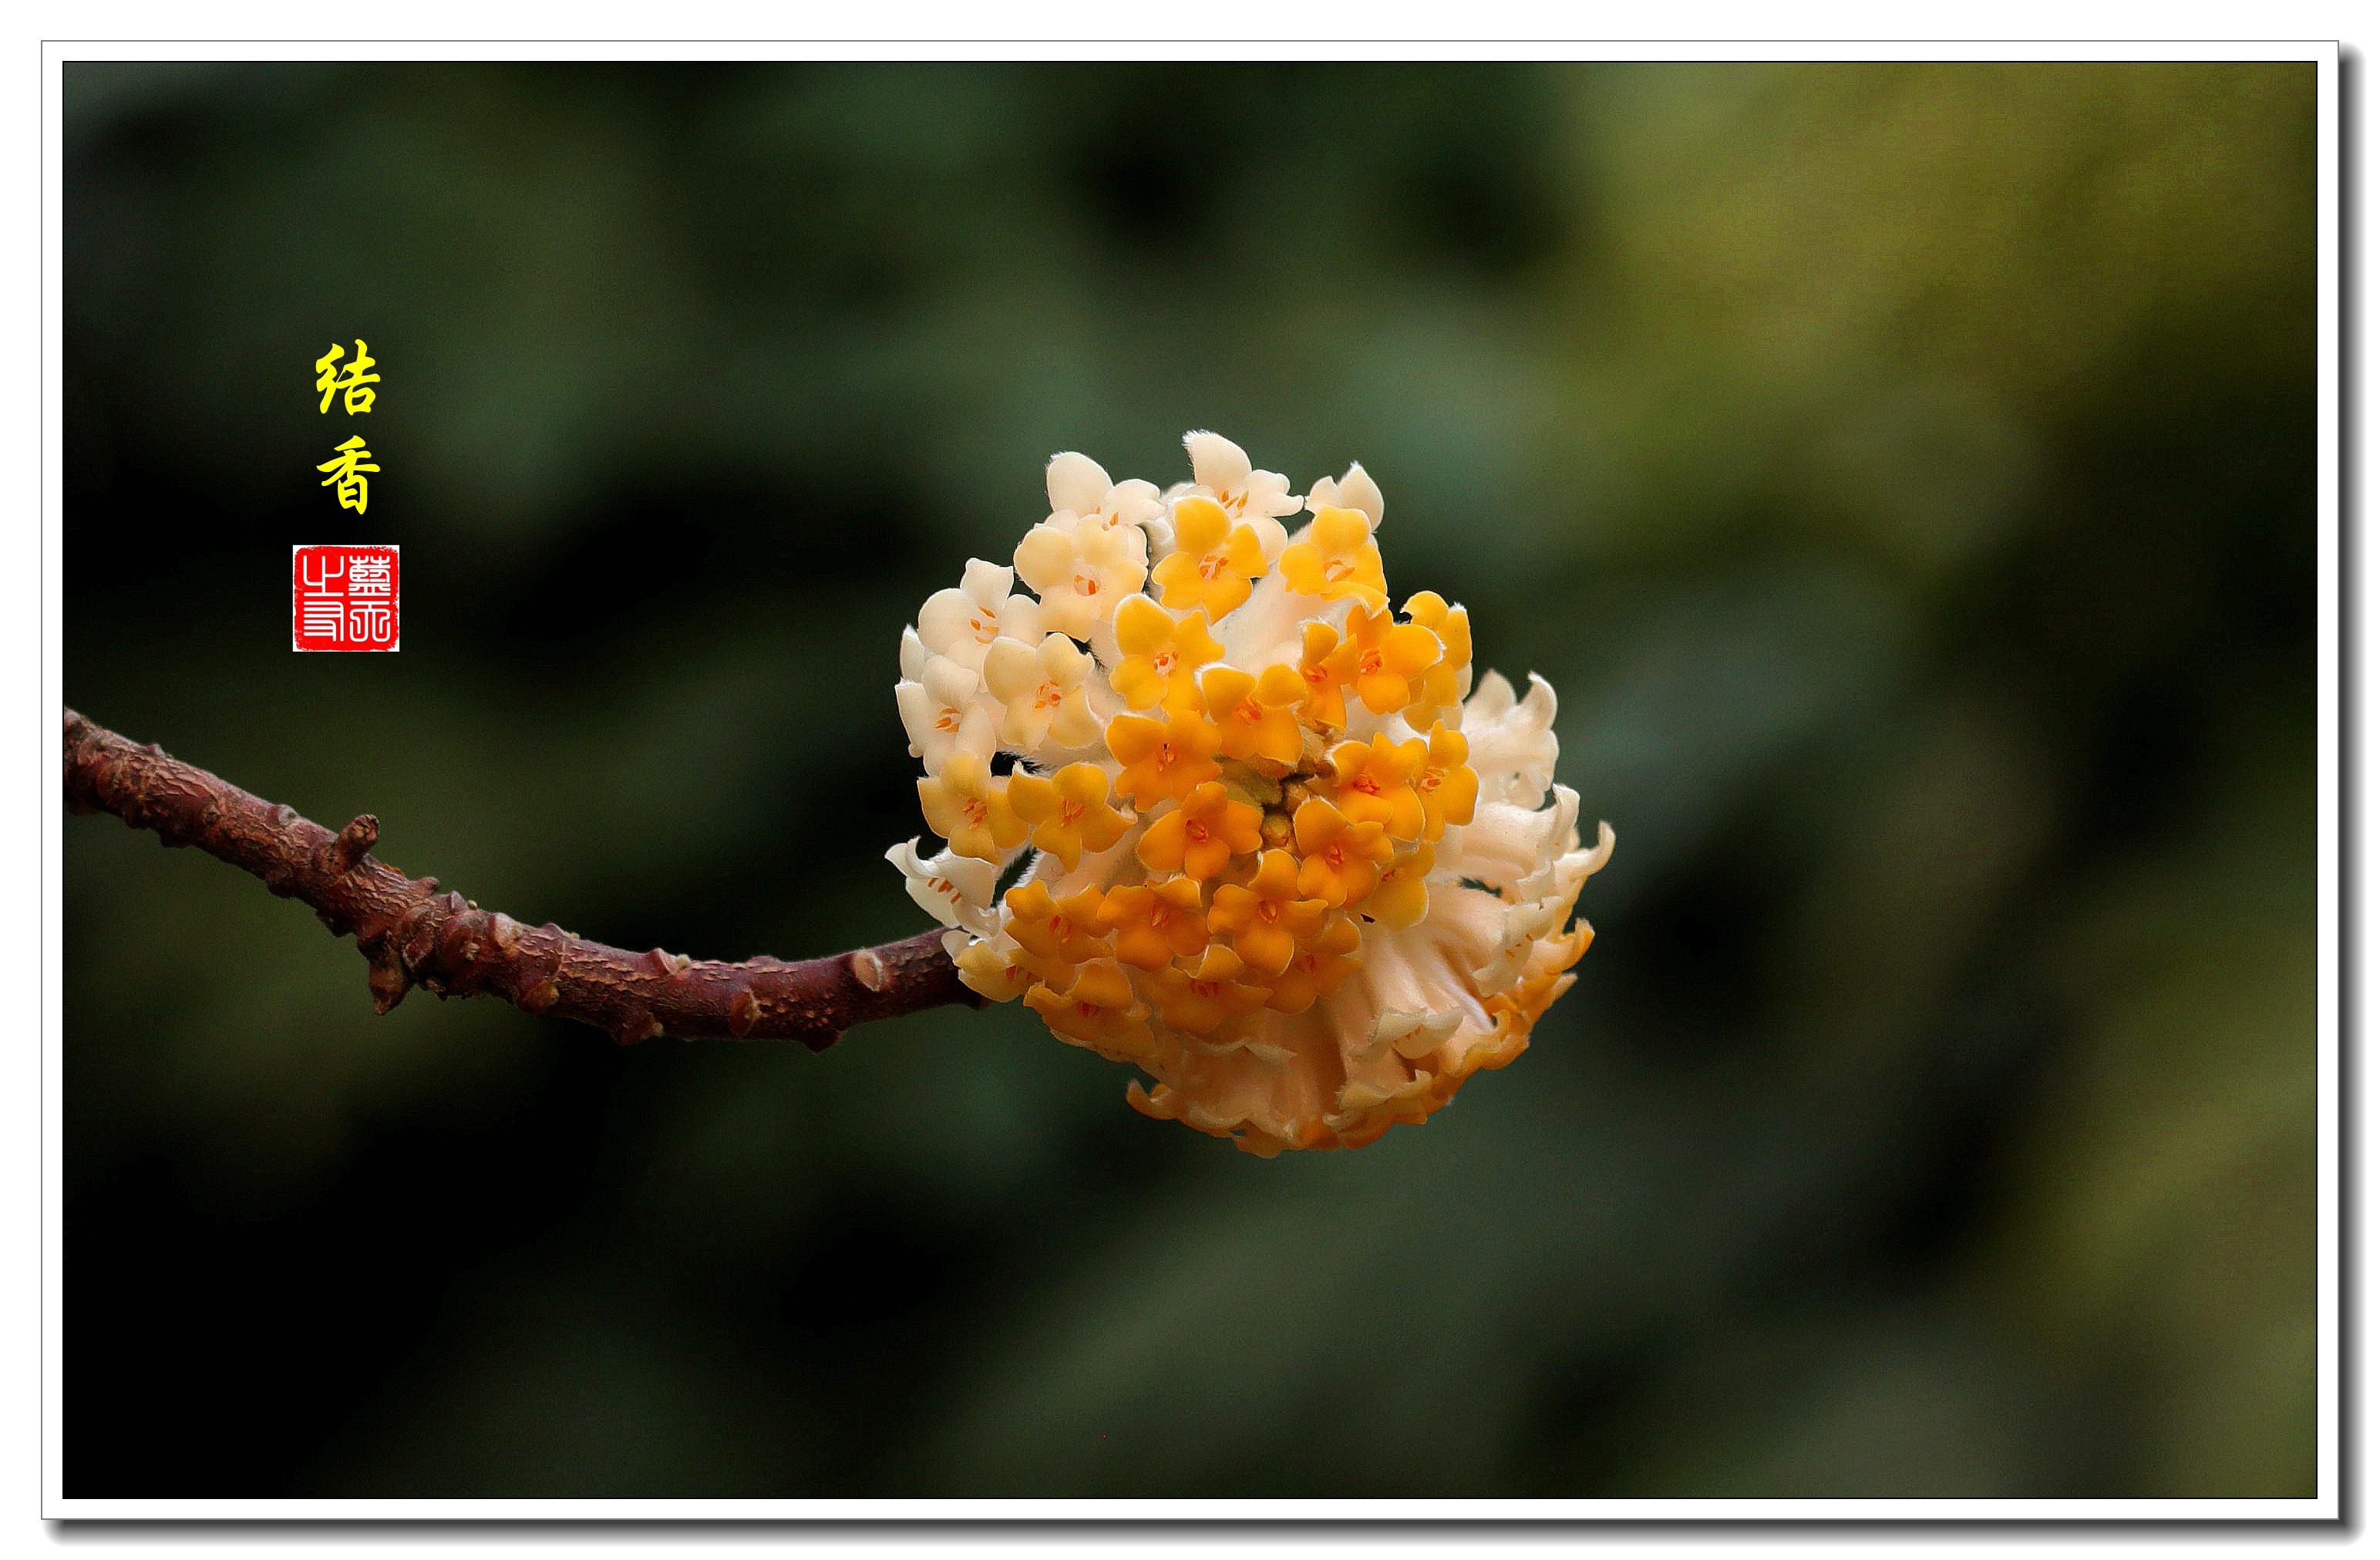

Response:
(890, 432), (1611, 1155)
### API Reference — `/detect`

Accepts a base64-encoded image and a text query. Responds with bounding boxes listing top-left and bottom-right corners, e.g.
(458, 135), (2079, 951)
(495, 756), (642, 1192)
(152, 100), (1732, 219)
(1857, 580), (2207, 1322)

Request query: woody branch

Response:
(60, 709), (980, 1050)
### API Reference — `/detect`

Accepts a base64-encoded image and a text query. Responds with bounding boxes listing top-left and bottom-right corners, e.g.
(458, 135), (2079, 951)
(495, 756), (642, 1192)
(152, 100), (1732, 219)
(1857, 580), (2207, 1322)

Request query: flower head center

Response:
(1074, 572), (1102, 596)
(1197, 552), (1230, 581)
(968, 612), (1000, 643)
(1035, 680), (1065, 709)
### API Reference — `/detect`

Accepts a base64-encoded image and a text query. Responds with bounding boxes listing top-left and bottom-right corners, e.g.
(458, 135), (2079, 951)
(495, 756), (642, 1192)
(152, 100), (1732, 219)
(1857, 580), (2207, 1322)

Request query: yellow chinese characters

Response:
(314, 339), (380, 415)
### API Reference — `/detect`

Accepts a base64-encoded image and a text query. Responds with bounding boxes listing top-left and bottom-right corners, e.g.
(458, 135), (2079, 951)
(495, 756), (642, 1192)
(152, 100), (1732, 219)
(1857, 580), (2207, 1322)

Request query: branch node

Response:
(850, 947), (891, 992)
(332, 814), (380, 870)
(367, 951), (411, 1014)
(523, 978), (560, 1015)
(729, 987), (761, 1036)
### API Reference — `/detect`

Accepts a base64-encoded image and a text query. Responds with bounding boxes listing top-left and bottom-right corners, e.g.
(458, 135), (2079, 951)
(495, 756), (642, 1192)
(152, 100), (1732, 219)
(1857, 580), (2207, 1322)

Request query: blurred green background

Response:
(61, 60), (2318, 1499)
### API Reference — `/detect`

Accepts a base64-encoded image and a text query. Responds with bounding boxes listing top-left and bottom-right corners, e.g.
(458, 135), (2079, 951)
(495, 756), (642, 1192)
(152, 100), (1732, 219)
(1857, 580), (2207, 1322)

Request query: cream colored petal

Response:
(1463, 669), (1559, 804)
(1184, 429), (1252, 492)
(960, 558), (1015, 609)
(1046, 450), (1113, 517)
(1014, 522), (1081, 595)
(886, 838), (1001, 935)
(980, 635), (1041, 703)
(915, 587), (978, 659)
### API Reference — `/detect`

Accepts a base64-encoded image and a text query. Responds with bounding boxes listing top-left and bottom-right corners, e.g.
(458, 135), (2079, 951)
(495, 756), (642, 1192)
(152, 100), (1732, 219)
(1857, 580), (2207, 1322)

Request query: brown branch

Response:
(61, 708), (981, 1050)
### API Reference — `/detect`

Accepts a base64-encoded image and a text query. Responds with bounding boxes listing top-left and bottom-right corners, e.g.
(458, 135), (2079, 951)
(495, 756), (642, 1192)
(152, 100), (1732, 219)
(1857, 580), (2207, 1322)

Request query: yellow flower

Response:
(916, 751), (1028, 863)
(1280, 506), (1388, 609)
(1401, 591), (1473, 717)
(1206, 849), (1331, 975)
(1136, 779), (1263, 881)
(1414, 725), (1480, 841)
(1290, 796), (1395, 907)
(1025, 963), (1152, 1058)
(1107, 709), (1224, 809)
(896, 434), (1611, 1154)
(1109, 594), (1224, 713)
(1006, 762), (1133, 871)
(1200, 662), (1306, 770)
(1146, 945), (1271, 1036)
(1150, 495), (1269, 620)
(1097, 878), (1211, 970)
(1002, 881), (1110, 986)
(1328, 602), (1443, 717)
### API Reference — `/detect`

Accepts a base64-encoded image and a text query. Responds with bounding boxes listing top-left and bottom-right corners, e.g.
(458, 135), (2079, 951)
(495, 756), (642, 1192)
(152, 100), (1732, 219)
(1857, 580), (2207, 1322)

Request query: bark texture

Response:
(62, 708), (980, 1050)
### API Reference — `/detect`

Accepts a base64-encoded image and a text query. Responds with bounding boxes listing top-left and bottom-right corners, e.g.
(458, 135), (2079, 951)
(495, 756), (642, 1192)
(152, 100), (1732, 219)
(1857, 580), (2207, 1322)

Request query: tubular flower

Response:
(1151, 496), (1271, 619)
(893, 435), (1611, 1155)
(1109, 594), (1225, 713)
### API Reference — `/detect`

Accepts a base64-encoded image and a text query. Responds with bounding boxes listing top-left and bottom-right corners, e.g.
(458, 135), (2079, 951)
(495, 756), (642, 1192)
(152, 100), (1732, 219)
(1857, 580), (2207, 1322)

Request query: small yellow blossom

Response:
(1025, 963), (1152, 1057)
(1006, 762), (1133, 871)
(1414, 724), (1480, 841)
(1109, 595), (1224, 713)
(1368, 843), (1436, 930)
(1206, 849), (1331, 975)
(1015, 514), (1146, 641)
(1298, 621), (1352, 732)
(1136, 779), (1262, 881)
(1200, 663), (1306, 770)
(1281, 507), (1389, 609)
(1146, 945), (1271, 1036)
(1107, 709), (1223, 808)
(1402, 591), (1473, 717)
(1261, 914), (1362, 1013)
(916, 751), (1028, 862)
(1151, 495), (1270, 620)
(1290, 796), (1395, 907)
(1328, 603), (1443, 717)
(1097, 878), (1211, 970)
(1322, 733), (1428, 842)
(1003, 881), (1110, 984)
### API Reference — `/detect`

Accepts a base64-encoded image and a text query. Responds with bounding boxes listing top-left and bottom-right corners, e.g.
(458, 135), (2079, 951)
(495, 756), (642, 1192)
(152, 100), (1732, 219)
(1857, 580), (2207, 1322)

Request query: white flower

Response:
(1014, 513), (1148, 641)
(886, 838), (1001, 937)
(916, 558), (1042, 673)
(894, 652), (998, 774)
(892, 433), (1611, 1156)
(1046, 450), (1163, 534)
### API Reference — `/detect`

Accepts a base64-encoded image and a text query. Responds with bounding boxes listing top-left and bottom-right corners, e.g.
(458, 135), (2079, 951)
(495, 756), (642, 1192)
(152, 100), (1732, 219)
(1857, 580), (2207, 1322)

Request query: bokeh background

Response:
(61, 59), (2318, 1499)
